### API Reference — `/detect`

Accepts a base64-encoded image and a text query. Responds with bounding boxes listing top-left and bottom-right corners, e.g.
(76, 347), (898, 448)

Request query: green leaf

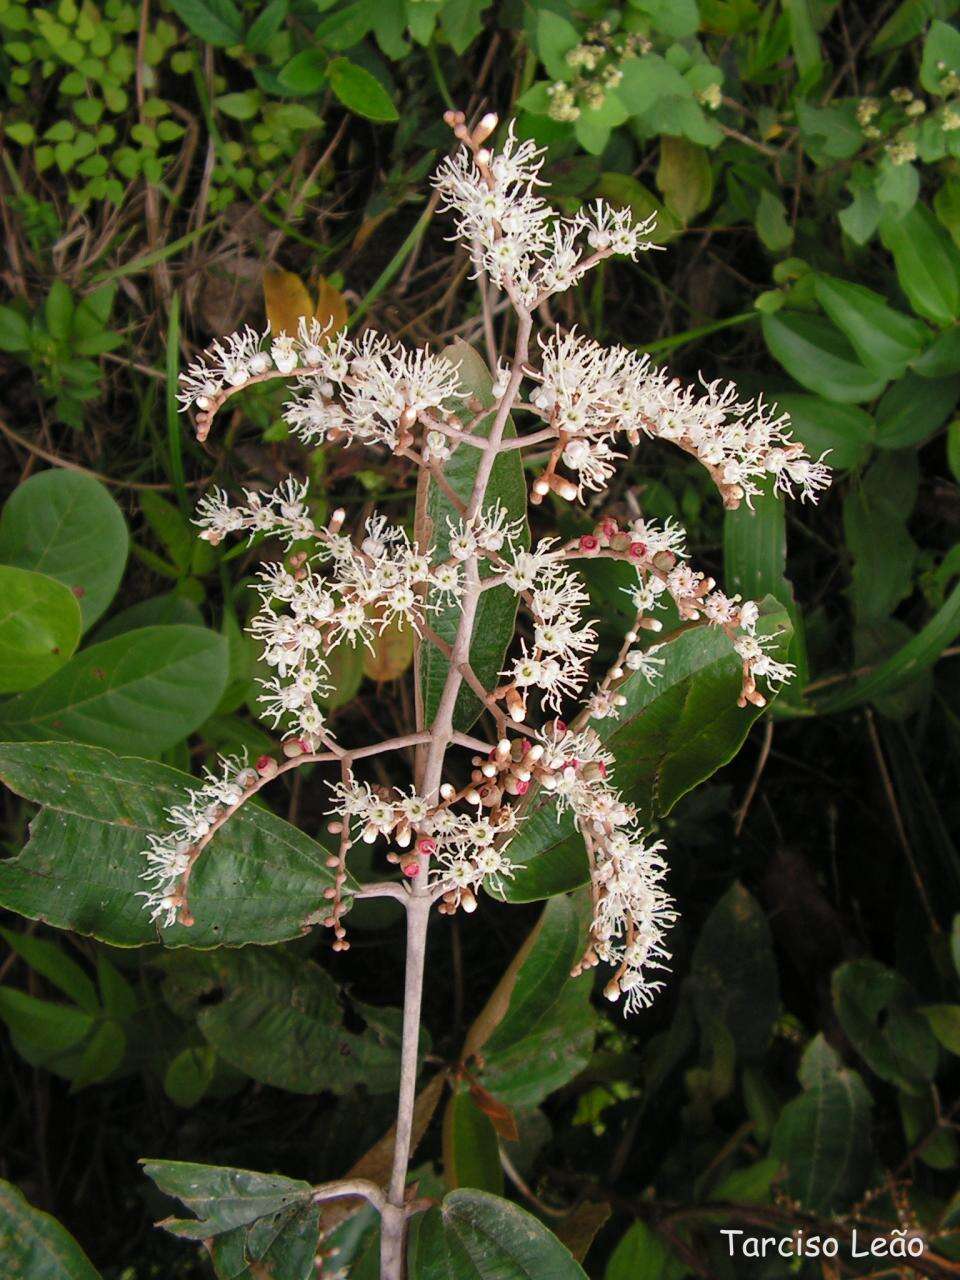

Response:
(441, 0), (492, 54)
(244, 0), (286, 53)
(761, 312), (888, 403)
(0, 470), (129, 630)
(617, 53), (692, 117)
(140, 491), (194, 572)
(0, 566), (81, 693)
(832, 959), (939, 1091)
(141, 1160), (312, 1238)
(0, 1178), (102, 1279)
(880, 204), (960, 327)
(0, 742), (354, 947)
(875, 371), (960, 448)
(277, 48), (327, 94)
(782, 0), (822, 77)
(0, 926), (98, 1012)
(442, 1089), (504, 1193)
(210, 1200), (321, 1278)
(94, 593), (204, 640)
(327, 57), (397, 122)
(921, 18), (960, 95)
(71, 1018), (126, 1088)
(872, 0), (960, 54)
(499, 609), (791, 901)
(0, 625), (228, 753)
(0, 306), (31, 351)
(771, 1036), (872, 1212)
(689, 883), (779, 1059)
(167, 0), (243, 46)
(161, 948), (407, 1095)
(813, 275), (929, 378)
(428, 1189), (589, 1279)
(476, 896), (597, 1108)
(656, 137), (713, 225)
(842, 452), (917, 624)
(724, 480), (807, 693)
(537, 10), (580, 81)
(755, 190), (793, 253)
(164, 1045), (217, 1107)
(921, 1003), (960, 1054)
(816, 578), (960, 713)
(45, 280), (74, 341)
(605, 1220), (689, 1280)
(417, 342), (528, 732)
(913, 323), (960, 376)
(774, 394), (874, 469)
(0, 987), (93, 1057)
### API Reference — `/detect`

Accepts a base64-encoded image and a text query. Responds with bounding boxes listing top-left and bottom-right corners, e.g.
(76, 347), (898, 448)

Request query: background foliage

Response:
(2, 0), (960, 1276)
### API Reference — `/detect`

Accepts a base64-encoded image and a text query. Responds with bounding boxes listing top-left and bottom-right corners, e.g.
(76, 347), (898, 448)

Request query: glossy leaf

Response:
(417, 342), (528, 732)
(0, 469), (128, 630)
(0, 742), (352, 947)
(498, 608), (791, 901)
(761, 311), (888, 403)
(0, 566), (81, 693)
(0, 625), (228, 753)
(0, 1178), (102, 1279)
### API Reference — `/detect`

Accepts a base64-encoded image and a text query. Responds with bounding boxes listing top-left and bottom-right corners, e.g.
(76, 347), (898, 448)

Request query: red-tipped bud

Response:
(579, 534), (600, 553)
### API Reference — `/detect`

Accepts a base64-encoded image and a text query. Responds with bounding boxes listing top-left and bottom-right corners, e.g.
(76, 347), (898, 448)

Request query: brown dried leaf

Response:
(314, 275), (348, 333)
(263, 267), (313, 337)
(552, 1200), (612, 1262)
(468, 1080), (519, 1143)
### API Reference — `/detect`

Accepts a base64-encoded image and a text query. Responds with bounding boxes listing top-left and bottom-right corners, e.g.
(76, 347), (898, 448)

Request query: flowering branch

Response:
(147, 106), (830, 1279)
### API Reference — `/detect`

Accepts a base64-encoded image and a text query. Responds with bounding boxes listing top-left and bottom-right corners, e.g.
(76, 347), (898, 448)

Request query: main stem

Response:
(378, 306), (533, 1280)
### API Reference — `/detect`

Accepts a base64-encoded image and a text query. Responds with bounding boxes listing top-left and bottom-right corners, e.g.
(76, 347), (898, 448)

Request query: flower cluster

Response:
(527, 329), (831, 508)
(139, 755), (260, 928)
(433, 114), (658, 304)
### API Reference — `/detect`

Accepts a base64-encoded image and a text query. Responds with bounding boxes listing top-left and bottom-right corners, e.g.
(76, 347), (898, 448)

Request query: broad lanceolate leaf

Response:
(689, 882), (780, 1060)
(498, 607), (792, 901)
(470, 895), (598, 1108)
(0, 1178), (102, 1279)
(771, 1034), (872, 1212)
(761, 311), (888, 403)
(832, 959), (938, 1092)
(0, 625), (228, 753)
(415, 1190), (589, 1280)
(141, 1160), (312, 1238)
(0, 566), (81, 693)
(442, 1089), (504, 1194)
(161, 948), (407, 1095)
(417, 342), (529, 733)
(0, 742), (352, 947)
(813, 275), (929, 378)
(880, 204), (960, 327)
(774, 394), (874, 470)
(0, 470), (128, 630)
(327, 57), (399, 122)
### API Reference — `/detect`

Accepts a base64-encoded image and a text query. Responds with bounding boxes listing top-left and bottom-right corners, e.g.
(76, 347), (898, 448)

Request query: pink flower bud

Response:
(579, 534), (600, 553)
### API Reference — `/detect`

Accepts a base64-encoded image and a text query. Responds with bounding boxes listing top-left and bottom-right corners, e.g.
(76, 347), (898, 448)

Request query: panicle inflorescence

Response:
(143, 108), (830, 1014)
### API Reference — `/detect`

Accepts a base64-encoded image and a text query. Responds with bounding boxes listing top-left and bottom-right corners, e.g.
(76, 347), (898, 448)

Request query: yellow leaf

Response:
(263, 267), (313, 337)
(363, 615), (415, 683)
(314, 275), (348, 333)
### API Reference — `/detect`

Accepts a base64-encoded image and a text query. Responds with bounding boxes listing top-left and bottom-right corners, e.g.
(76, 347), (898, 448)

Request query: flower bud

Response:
(255, 755), (278, 778)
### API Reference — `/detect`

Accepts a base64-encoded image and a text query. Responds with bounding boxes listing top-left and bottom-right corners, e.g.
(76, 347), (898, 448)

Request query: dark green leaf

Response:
(0, 926), (98, 1012)
(277, 49), (327, 95)
(433, 1189), (589, 1279)
(875, 372), (960, 448)
(0, 470), (129, 630)
(832, 959), (938, 1091)
(689, 882), (779, 1059)
(141, 1160), (312, 1238)
(0, 742), (353, 947)
(442, 1089), (504, 1193)
(0, 1178), (102, 1279)
(771, 1035), (872, 1212)
(604, 1220), (689, 1280)
(161, 948), (407, 1095)
(327, 58), (398, 122)
(774, 393), (874, 469)
(881, 205), (960, 327)
(163, 1046), (218, 1107)
(813, 275), (929, 378)
(0, 625), (228, 753)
